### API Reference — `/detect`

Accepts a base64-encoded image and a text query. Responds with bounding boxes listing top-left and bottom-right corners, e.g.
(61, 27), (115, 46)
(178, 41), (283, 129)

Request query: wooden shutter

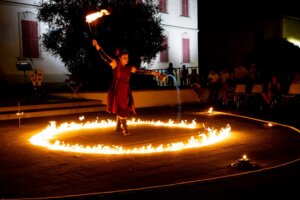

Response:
(182, 0), (189, 16)
(21, 20), (39, 58)
(159, 0), (167, 13)
(160, 36), (168, 62)
(182, 38), (190, 63)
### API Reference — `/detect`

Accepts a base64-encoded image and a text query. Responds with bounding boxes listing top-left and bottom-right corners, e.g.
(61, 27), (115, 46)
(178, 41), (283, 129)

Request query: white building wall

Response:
(0, 0), (198, 83)
(159, 0), (198, 29)
(148, 0), (198, 70)
(0, 0), (68, 84)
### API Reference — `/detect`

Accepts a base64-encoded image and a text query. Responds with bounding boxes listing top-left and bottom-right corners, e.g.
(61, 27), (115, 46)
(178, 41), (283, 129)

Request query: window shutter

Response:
(21, 20), (39, 58)
(182, 38), (190, 63)
(182, 0), (189, 16)
(159, 0), (167, 13)
(160, 36), (168, 62)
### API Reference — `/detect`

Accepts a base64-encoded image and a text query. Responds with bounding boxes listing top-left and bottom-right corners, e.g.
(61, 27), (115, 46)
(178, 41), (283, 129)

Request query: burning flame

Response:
(86, 9), (110, 23)
(242, 154), (248, 160)
(208, 107), (213, 114)
(79, 116), (85, 121)
(29, 118), (231, 155)
(264, 122), (273, 128)
(16, 112), (24, 116)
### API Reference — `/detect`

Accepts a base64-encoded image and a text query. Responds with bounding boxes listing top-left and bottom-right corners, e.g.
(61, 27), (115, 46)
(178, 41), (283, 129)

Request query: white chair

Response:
(227, 84), (246, 109)
(245, 84), (263, 109)
(282, 83), (300, 104)
(251, 84), (263, 94)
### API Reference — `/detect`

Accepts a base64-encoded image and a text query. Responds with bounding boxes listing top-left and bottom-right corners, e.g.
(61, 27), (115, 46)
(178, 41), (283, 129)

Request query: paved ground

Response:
(0, 104), (300, 199)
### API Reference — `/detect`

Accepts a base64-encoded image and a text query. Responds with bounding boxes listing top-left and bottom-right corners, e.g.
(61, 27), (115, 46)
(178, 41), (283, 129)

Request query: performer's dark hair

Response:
(116, 47), (129, 57)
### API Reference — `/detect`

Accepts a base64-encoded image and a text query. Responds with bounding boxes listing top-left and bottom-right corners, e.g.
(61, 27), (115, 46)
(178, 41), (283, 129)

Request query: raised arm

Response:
(92, 39), (117, 69)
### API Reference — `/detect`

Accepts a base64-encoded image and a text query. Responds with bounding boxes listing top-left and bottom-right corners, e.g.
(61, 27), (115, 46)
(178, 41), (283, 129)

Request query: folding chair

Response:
(227, 84), (246, 109)
(245, 84), (263, 109)
(282, 83), (300, 104)
(251, 84), (263, 94)
(67, 81), (83, 99)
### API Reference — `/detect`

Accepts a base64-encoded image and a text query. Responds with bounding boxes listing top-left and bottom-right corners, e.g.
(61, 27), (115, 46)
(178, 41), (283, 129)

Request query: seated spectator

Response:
(247, 63), (262, 92)
(292, 72), (300, 83)
(234, 65), (248, 84)
(222, 72), (236, 104)
(207, 69), (221, 103)
(262, 75), (281, 107)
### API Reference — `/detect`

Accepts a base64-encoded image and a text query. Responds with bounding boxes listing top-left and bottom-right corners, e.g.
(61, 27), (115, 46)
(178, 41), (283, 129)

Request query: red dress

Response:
(106, 62), (136, 117)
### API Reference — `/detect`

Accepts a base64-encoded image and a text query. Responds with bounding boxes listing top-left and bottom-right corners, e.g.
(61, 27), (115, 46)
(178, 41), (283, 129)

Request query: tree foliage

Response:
(37, 0), (164, 87)
(248, 37), (300, 79)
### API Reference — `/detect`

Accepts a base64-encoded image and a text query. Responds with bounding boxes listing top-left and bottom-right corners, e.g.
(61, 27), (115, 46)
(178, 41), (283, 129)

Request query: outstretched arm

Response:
(92, 39), (117, 68)
(132, 67), (166, 81)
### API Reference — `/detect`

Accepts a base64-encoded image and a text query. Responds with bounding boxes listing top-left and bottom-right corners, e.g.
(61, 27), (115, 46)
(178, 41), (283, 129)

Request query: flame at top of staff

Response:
(86, 9), (110, 23)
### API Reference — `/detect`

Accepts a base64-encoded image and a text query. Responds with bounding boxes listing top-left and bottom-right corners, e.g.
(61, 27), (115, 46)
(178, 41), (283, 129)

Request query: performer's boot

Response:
(120, 117), (130, 136)
(115, 115), (123, 133)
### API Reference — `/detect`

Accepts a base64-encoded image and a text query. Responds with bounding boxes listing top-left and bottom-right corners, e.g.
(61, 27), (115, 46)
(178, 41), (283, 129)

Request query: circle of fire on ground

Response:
(29, 118), (231, 155)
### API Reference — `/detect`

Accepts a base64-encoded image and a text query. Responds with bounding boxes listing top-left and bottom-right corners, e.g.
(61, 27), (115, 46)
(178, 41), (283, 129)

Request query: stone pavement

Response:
(0, 106), (300, 199)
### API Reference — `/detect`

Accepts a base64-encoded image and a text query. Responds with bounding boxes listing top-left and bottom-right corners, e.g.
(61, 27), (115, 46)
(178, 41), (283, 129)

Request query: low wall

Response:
(53, 88), (210, 108)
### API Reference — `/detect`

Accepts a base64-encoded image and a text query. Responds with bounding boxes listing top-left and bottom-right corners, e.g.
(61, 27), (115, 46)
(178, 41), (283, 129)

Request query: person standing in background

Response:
(180, 65), (188, 87)
(167, 62), (174, 87)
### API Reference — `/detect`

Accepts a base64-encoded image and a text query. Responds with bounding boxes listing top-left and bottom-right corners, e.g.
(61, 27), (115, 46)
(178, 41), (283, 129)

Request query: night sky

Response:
(198, 1), (298, 26)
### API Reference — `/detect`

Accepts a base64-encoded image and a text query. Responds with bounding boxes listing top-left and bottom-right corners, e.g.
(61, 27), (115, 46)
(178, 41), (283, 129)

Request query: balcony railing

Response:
(153, 66), (199, 87)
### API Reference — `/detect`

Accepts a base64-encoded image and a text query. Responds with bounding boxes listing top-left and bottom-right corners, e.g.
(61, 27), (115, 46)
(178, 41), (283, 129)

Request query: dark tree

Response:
(248, 37), (300, 91)
(37, 0), (164, 89)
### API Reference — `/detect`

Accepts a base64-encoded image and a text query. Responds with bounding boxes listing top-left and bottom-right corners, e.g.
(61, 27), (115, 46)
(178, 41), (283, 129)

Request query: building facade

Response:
(0, 0), (199, 84)
(0, 0), (68, 84)
(146, 0), (199, 71)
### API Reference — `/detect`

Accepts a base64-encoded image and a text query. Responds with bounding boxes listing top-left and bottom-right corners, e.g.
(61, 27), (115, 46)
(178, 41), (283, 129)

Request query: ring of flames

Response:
(29, 118), (231, 155)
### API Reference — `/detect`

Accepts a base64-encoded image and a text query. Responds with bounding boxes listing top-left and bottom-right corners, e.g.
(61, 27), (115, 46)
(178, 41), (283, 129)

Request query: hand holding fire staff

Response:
(92, 39), (114, 65)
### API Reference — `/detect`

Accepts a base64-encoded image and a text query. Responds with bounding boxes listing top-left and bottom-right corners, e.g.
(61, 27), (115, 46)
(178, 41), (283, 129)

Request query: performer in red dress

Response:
(92, 39), (165, 135)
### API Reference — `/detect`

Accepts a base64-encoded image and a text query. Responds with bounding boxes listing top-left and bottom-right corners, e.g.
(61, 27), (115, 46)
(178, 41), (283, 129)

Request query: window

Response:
(160, 36), (168, 62)
(181, 0), (189, 17)
(182, 38), (190, 63)
(159, 0), (167, 13)
(21, 20), (39, 58)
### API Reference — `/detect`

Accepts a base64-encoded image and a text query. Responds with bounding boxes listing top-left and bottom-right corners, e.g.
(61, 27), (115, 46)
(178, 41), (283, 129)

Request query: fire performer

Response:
(92, 39), (166, 135)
